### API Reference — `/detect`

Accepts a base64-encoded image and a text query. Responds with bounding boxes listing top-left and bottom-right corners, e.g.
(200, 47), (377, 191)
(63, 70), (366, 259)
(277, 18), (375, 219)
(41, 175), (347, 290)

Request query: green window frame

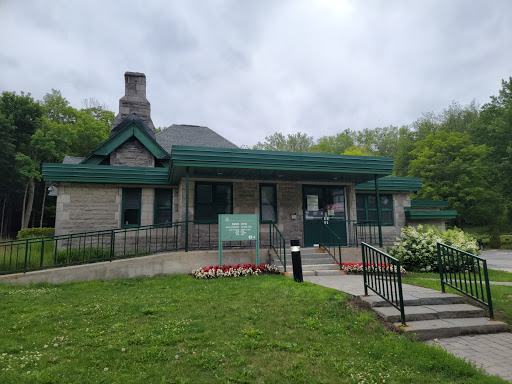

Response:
(122, 188), (141, 228)
(194, 182), (233, 223)
(356, 193), (394, 226)
(154, 189), (173, 225)
(260, 184), (277, 223)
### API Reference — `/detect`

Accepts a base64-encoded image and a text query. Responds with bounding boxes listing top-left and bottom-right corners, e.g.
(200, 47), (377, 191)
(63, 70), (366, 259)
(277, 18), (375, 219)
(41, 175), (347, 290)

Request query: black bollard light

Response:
(290, 239), (303, 283)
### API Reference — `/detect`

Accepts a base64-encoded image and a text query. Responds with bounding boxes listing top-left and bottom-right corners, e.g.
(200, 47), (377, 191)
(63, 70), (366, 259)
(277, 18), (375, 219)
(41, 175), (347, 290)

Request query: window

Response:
(154, 189), (172, 224)
(356, 194), (394, 226)
(122, 188), (141, 227)
(260, 184), (277, 223)
(194, 182), (232, 222)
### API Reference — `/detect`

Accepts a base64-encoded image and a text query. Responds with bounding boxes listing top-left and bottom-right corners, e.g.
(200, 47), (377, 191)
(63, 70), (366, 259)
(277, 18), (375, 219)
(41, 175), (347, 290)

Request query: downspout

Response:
(374, 174), (383, 248)
(185, 167), (189, 252)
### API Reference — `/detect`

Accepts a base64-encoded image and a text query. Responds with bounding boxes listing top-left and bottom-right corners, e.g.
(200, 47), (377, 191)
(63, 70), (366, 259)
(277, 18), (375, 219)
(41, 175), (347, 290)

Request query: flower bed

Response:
(192, 264), (279, 279)
(341, 262), (406, 275)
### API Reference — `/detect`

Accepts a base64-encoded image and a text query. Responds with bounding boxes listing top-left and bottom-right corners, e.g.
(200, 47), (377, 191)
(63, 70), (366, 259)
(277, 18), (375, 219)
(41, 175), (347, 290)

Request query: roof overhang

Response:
(356, 177), (422, 192)
(169, 145), (393, 185)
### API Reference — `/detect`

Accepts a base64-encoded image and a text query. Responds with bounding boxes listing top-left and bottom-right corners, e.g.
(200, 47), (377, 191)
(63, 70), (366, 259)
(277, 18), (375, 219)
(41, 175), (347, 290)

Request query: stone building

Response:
(42, 72), (455, 252)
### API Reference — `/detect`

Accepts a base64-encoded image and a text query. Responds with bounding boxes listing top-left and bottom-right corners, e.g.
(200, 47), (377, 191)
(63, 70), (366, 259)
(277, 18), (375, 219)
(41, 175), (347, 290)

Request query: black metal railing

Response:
(268, 223), (286, 271)
(362, 242), (406, 325)
(437, 243), (494, 318)
(0, 222), (181, 275)
(320, 223), (342, 269)
(350, 221), (379, 246)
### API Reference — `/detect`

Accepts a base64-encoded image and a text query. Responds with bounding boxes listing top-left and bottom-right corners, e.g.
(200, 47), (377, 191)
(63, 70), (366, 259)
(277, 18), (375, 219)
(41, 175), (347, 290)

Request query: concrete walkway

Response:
(304, 274), (512, 383)
(482, 249), (512, 273)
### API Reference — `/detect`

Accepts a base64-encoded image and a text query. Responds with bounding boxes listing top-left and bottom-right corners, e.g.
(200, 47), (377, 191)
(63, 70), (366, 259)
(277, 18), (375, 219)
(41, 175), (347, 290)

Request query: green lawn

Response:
(0, 275), (506, 384)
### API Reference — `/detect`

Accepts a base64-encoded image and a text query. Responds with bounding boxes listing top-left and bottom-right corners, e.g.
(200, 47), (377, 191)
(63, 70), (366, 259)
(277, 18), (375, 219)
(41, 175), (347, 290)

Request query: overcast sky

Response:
(1, 1), (511, 147)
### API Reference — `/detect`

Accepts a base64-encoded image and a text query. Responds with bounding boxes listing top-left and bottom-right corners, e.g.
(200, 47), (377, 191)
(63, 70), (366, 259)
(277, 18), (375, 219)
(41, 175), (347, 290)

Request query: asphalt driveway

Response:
(482, 249), (512, 273)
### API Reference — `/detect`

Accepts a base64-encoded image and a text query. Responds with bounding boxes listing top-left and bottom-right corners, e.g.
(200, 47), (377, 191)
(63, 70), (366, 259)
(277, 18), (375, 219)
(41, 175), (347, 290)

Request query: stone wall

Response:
(55, 183), (172, 236)
(110, 137), (155, 167)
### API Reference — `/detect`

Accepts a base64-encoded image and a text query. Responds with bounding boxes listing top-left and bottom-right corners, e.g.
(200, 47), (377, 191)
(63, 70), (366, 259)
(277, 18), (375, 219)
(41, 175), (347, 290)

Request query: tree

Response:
(342, 146), (372, 156)
(253, 132), (314, 152)
(407, 131), (500, 227)
(309, 129), (355, 154)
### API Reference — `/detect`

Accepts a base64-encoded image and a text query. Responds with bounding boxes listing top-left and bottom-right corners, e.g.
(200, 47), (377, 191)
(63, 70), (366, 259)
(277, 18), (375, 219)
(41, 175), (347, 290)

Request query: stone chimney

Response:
(111, 72), (155, 132)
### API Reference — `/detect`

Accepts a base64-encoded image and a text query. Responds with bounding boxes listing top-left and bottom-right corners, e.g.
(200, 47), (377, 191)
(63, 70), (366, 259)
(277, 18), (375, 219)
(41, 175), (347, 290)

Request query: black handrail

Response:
(268, 223), (286, 271)
(362, 242), (406, 325)
(437, 243), (494, 318)
(320, 223), (342, 269)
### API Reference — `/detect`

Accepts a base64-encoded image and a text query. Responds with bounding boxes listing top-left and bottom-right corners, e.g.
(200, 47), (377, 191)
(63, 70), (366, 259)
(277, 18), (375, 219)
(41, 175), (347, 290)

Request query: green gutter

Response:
(356, 177), (422, 191)
(42, 163), (169, 185)
(411, 200), (450, 208)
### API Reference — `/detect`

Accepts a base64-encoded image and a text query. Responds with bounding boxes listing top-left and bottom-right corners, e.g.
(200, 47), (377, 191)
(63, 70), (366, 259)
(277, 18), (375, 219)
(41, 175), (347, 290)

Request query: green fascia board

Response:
(82, 121), (170, 163)
(411, 200), (450, 208)
(405, 209), (458, 220)
(170, 145), (394, 174)
(356, 177), (422, 191)
(42, 163), (170, 185)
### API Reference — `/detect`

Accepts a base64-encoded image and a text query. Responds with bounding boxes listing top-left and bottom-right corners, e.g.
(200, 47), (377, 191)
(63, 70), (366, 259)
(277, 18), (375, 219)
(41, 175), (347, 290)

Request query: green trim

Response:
(356, 177), (422, 191)
(259, 183), (277, 224)
(121, 188), (142, 228)
(82, 120), (169, 164)
(171, 145), (393, 175)
(411, 200), (450, 208)
(356, 193), (394, 226)
(154, 189), (173, 224)
(405, 208), (457, 220)
(42, 163), (169, 185)
(194, 182), (233, 223)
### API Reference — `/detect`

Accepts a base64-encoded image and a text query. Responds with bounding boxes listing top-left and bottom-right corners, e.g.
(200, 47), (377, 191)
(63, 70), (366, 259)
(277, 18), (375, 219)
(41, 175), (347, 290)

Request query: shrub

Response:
(388, 225), (480, 273)
(489, 227), (502, 249)
(17, 227), (55, 239)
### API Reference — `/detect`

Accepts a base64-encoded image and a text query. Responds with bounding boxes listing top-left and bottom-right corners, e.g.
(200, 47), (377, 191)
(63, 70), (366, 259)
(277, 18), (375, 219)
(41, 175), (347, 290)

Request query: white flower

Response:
(104, 367), (109, 371)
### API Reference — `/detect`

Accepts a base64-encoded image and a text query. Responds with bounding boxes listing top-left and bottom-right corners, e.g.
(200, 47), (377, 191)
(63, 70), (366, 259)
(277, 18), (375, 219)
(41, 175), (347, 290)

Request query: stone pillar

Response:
(111, 72), (155, 132)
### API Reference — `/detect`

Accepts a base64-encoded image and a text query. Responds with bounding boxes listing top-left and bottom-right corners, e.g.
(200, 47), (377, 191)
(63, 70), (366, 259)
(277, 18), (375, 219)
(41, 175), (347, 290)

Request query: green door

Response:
(303, 186), (347, 247)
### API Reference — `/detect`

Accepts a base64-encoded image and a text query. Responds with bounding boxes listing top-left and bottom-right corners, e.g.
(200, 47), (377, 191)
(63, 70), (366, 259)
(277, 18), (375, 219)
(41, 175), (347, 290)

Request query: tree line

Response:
(0, 90), (113, 238)
(252, 77), (512, 231)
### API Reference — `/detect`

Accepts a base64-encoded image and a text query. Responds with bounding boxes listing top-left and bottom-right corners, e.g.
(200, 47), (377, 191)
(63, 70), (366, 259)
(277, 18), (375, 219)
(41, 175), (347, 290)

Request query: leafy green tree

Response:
(253, 132), (314, 152)
(342, 146), (372, 156)
(309, 129), (355, 154)
(407, 131), (500, 226)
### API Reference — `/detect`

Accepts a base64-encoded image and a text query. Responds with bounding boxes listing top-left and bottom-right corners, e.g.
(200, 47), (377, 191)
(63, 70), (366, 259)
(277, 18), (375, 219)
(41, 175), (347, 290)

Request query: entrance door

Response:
(303, 186), (347, 247)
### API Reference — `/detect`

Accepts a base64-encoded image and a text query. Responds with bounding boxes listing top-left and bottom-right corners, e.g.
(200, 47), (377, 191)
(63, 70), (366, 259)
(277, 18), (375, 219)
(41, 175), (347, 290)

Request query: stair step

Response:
(396, 318), (509, 341)
(277, 264), (340, 272)
(361, 293), (465, 308)
(374, 304), (485, 323)
(282, 270), (345, 277)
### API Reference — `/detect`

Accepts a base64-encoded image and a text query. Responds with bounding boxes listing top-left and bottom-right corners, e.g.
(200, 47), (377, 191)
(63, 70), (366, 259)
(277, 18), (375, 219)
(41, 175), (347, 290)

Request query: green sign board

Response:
(218, 214), (259, 265)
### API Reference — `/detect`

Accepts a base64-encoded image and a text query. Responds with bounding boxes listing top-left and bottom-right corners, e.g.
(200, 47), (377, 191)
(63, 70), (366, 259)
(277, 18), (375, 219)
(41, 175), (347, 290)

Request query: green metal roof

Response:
(411, 200), (450, 208)
(405, 208), (457, 220)
(169, 145), (393, 185)
(356, 177), (422, 191)
(42, 164), (170, 185)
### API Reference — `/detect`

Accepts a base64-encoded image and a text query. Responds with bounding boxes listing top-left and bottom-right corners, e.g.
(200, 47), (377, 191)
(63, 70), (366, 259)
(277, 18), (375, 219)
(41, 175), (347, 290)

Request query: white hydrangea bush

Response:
(388, 225), (480, 272)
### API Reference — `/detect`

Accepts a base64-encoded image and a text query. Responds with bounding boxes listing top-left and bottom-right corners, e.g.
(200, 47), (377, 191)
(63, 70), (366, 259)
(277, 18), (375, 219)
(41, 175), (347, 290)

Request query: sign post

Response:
(218, 214), (259, 266)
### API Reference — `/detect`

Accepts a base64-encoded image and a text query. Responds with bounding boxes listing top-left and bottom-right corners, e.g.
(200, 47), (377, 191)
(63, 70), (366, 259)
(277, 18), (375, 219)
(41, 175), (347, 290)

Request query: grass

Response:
(0, 275), (507, 383)
(406, 268), (512, 282)
(402, 277), (512, 326)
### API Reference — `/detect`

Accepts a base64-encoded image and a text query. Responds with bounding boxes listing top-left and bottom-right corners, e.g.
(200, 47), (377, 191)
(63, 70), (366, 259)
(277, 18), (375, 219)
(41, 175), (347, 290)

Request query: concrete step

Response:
(396, 317), (509, 341)
(277, 263), (340, 273)
(374, 304), (485, 323)
(282, 270), (345, 277)
(361, 292), (465, 307)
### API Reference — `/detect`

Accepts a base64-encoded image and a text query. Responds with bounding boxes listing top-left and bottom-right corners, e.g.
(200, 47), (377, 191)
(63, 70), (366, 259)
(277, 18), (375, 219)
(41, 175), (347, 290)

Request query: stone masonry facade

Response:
(110, 137), (155, 167)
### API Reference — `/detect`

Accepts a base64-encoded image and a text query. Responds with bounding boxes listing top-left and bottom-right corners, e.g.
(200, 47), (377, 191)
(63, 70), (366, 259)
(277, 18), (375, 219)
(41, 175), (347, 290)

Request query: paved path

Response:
(483, 250), (512, 273)
(427, 333), (512, 382)
(304, 274), (512, 383)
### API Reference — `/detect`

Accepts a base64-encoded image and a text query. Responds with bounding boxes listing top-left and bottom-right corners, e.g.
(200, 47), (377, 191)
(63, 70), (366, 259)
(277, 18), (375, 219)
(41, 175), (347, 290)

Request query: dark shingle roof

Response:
(62, 156), (85, 164)
(156, 125), (238, 152)
(111, 113), (156, 139)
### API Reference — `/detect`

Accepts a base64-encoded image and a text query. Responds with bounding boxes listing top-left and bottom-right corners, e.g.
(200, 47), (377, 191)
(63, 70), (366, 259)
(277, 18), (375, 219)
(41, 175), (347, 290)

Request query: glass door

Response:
(303, 186), (347, 247)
